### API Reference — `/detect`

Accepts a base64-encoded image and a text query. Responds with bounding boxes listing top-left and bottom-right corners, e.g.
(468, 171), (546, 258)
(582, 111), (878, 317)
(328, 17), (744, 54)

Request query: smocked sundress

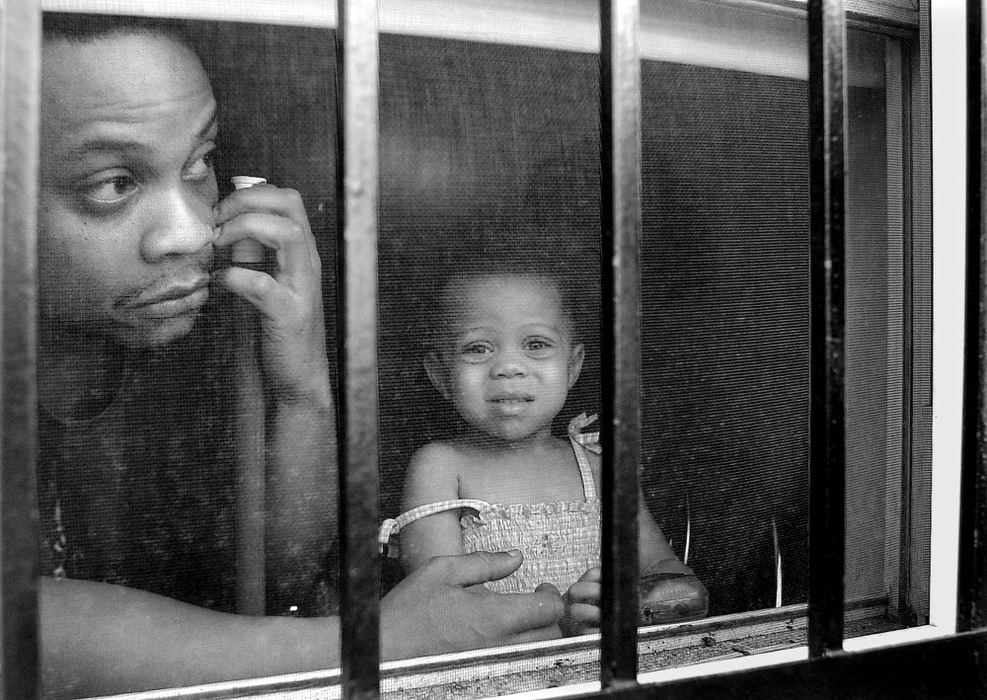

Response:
(379, 413), (602, 594)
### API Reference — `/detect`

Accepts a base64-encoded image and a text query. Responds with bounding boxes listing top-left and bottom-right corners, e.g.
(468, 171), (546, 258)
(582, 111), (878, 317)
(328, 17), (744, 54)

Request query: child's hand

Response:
(638, 558), (709, 625)
(560, 567), (602, 637)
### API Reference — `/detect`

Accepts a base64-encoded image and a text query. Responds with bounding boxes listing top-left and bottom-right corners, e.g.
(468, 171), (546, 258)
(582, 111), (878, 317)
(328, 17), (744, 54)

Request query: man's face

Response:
(39, 33), (219, 348)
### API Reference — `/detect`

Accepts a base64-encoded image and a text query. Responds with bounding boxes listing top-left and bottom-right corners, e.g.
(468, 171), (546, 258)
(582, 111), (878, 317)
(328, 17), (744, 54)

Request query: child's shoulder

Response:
(408, 440), (473, 475)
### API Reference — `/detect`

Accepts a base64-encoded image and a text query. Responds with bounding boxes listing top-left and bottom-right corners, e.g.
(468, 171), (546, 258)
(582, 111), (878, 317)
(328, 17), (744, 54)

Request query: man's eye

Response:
(85, 175), (138, 204)
(185, 149), (216, 181)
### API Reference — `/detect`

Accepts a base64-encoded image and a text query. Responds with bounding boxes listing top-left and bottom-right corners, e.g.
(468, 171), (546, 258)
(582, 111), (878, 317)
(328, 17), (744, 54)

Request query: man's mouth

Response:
(130, 276), (211, 317)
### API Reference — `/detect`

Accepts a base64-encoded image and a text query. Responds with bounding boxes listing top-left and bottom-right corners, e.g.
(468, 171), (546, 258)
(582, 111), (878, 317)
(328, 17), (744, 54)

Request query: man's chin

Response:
(115, 313), (201, 349)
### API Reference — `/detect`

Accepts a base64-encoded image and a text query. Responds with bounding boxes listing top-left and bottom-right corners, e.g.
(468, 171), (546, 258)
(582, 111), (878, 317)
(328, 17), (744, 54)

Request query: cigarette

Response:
(230, 176), (267, 265)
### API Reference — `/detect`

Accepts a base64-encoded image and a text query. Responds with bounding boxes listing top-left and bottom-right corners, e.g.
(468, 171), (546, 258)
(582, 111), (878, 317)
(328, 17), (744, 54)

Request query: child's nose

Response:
(491, 349), (528, 378)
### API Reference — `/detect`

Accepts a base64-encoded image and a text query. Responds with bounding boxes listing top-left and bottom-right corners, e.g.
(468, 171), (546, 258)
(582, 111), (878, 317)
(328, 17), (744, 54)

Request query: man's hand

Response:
(561, 566), (601, 637)
(381, 551), (564, 659)
(212, 184), (331, 406)
(212, 184), (335, 608)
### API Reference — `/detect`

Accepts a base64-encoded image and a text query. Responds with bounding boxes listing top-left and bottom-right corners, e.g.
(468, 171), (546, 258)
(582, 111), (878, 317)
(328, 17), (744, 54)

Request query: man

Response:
(37, 15), (563, 697)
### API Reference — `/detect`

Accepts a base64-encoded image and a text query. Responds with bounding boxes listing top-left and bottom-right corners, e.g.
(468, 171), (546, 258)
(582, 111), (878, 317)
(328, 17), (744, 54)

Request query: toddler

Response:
(379, 270), (708, 633)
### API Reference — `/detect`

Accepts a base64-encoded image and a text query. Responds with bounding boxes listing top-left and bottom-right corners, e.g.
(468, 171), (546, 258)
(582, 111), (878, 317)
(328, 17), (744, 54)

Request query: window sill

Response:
(96, 596), (949, 700)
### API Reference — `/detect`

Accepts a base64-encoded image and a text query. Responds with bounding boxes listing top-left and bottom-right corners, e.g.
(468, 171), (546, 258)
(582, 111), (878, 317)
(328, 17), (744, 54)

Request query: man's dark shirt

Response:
(37, 321), (239, 612)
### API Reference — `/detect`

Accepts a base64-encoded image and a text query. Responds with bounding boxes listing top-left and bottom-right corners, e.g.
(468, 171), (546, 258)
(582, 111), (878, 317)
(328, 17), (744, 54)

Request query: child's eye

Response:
(459, 341), (494, 362)
(462, 342), (493, 355)
(524, 337), (556, 355)
(83, 174), (138, 205)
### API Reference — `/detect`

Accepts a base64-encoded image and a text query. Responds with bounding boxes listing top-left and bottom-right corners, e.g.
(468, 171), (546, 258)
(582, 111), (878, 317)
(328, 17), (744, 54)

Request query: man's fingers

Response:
(439, 551), (524, 587)
(214, 213), (319, 284)
(214, 266), (294, 318)
(213, 184), (307, 225)
(492, 589), (566, 634)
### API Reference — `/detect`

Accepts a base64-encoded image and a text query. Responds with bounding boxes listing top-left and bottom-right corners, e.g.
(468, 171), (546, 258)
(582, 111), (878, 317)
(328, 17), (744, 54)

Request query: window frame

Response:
(3, 0), (984, 698)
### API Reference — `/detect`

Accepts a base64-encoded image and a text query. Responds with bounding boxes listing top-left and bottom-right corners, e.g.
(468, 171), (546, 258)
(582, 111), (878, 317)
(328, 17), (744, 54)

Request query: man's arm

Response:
(40, 577), (339, 698)
(265, 384), (337, 610)
(213, 184), (337, 608)
(41, 553), (563, 697)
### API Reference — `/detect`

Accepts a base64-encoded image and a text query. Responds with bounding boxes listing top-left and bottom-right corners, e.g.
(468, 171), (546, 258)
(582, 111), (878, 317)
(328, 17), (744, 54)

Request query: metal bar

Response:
(881, 36), (907, 619)
(896, 35), (917, 623)
(231, 177), (269, 617)
(958, 0), (987, 633)
(599, 0), (642, 687)
(335, 0), (381, 697)
(234, 309), (265, 615)
(807, 0), (848, 657)
(1, 0), (42, 697)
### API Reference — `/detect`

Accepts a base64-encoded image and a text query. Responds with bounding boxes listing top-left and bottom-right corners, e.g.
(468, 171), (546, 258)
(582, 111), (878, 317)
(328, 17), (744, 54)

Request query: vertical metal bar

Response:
(599, 0), (641, 687)
(232, 177), (268, 616)
(233, 313), (265, 615)
(896, 38), (918, 623)
(958, 0), (987, 633)
(908, 0), (933, 625)
(1, 0), (41, 697)
(335, 0), (381, 697)
(807, 0), (848, 658)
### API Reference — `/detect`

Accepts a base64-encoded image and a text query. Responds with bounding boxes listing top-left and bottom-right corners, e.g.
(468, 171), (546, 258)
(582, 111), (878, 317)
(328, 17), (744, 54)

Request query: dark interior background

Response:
(202, 23), (822, 615)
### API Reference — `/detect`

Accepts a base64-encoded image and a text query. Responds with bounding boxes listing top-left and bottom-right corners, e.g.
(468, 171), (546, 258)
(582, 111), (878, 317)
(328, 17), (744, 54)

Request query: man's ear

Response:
(424, 351), (452, 400)
(567, 343), (585, 390)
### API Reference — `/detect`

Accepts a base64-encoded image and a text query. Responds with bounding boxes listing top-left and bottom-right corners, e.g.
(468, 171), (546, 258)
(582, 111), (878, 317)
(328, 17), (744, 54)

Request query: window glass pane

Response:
(639, 1), (814, 661)
(37, 14), (340, 695)
(843, 27), (932, 635)
(377, 2), (928, 694)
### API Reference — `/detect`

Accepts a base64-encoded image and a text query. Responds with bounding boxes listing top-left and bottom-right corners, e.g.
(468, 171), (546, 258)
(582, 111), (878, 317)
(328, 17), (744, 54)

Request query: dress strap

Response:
(567, 413), (600, 502)
(378, 498), (490, 554)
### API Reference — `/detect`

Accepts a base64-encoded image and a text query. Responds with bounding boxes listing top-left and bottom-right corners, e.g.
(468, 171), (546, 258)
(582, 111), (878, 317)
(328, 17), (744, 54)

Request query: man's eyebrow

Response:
(197, 107), (219, 140)
(68, 105), (219, 157)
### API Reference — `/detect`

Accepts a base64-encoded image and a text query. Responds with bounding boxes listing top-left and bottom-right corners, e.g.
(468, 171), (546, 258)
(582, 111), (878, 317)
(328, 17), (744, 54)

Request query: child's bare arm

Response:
(637, 492), (678, 571)
(637, 494), (709, 622)
(585, 450), (678, 571)
(400, 443), (467, 573)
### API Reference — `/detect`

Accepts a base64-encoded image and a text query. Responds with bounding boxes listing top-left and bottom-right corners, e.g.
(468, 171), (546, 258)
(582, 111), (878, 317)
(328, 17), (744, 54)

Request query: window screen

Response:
(32, 3), (929, 697)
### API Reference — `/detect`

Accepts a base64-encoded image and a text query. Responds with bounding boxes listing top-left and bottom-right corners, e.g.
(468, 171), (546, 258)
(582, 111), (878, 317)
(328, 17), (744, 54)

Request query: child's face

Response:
(426, 274), (584, 444)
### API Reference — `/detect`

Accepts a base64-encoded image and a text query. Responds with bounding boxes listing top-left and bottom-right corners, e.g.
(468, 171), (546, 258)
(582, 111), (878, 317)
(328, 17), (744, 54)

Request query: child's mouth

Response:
(489, 395), (534, 405)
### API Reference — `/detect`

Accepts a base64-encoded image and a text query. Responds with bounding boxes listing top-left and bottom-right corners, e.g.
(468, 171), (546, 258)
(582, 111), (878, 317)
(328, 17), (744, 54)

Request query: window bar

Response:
(958, 0), (987, 633)
(335, 0), (381, 696)
(599, 0), (642, 686)
(806, 0), (848, 658)
(1, 0), (41, 697)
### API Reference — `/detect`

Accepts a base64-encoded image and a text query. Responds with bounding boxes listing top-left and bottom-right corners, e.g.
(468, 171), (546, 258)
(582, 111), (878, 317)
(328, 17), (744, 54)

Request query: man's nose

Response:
(491, 348), (528, 379)
(140, 185), (215, 262)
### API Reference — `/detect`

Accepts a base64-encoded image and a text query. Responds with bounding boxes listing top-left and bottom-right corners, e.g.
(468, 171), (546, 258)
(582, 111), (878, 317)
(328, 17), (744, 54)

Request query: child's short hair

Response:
(426, 255), (581, 353)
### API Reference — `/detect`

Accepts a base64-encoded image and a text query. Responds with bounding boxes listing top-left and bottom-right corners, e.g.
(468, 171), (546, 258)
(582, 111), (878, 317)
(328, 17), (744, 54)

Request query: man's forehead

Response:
(42, 33), (215, 154)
